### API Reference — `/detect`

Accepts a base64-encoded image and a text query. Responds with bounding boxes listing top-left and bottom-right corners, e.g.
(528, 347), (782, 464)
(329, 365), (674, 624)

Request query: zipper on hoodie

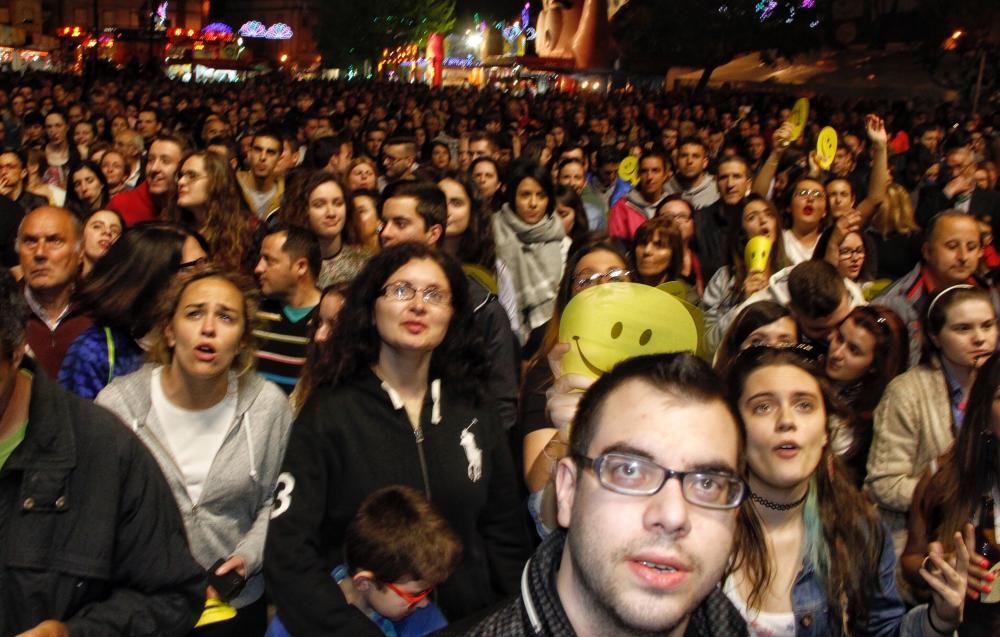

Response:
(413, 424), (432, 501)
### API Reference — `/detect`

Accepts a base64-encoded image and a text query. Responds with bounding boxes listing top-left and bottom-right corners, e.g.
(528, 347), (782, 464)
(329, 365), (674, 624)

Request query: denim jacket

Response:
(789, 528), (943, 637)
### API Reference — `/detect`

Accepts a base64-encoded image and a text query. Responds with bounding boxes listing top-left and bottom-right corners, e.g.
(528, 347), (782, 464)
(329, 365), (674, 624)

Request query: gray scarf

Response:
(493, 203), (565, 329)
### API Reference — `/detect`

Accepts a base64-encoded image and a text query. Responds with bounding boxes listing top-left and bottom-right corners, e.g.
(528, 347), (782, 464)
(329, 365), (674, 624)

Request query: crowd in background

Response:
(2, 67), (1000, 636)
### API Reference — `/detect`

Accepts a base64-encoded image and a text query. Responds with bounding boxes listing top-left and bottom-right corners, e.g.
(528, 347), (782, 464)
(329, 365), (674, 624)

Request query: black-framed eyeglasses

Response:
(574, 268), (631, 289)
(837, 246), (865, 260)
(381, 281), (451, 306)
(574, 452), (747, 509)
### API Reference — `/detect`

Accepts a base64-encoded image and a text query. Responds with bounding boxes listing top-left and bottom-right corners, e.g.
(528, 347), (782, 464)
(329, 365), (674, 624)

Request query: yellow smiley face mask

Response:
(559, 283), (699, 379)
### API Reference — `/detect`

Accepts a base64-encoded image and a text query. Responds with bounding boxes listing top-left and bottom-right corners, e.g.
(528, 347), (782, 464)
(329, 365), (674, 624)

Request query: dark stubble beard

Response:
(566, 529), (692, 637)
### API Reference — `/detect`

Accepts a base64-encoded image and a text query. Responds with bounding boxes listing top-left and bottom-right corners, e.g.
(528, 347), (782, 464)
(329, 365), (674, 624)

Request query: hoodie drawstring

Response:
(242, 413), (258, 482)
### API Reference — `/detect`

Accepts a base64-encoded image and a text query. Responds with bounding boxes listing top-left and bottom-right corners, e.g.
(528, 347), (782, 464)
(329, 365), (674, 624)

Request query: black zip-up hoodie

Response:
(264, 368), (531, 637)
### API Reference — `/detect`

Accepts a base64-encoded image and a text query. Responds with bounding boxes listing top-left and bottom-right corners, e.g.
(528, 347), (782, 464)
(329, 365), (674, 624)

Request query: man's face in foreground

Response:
(555, 380), (740, 634)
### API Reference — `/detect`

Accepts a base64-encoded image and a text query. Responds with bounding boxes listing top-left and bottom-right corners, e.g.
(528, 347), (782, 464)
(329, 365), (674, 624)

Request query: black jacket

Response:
(264, 368), (531, 637)
(915, 185), (1000, 231)
(0, 360), (205, 636)
(468, 275), (520, 431)
(464, 531), (748, 637)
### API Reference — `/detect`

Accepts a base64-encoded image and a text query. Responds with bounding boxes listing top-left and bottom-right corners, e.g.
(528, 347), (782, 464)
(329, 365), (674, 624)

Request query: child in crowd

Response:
(265, 485), (462, 637)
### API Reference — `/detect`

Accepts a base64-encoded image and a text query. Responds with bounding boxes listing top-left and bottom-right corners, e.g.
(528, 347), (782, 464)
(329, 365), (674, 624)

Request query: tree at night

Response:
(611, 0), (824, 91)
(315, 0), (456, 67)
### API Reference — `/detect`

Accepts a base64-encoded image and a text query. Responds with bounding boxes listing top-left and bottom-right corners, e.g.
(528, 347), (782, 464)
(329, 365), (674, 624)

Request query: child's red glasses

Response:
(385, 582), (432, 606)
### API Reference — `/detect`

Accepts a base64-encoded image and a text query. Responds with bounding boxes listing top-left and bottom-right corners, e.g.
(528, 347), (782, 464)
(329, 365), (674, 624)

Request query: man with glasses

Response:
(469, 353), (749, 636)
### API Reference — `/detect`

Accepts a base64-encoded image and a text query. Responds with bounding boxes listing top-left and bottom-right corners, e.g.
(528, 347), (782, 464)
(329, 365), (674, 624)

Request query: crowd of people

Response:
(1, 67), (1000, 637)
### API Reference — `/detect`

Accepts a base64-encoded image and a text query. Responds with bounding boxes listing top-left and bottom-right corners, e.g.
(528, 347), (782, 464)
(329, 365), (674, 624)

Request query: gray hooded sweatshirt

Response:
(96, 364), (292, 609)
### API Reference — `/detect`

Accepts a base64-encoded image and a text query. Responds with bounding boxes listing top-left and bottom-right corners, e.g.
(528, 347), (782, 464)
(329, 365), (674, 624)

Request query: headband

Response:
(926, 283), (977, 321)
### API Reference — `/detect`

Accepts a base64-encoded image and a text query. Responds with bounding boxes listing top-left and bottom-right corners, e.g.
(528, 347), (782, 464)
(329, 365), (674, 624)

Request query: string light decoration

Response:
(378, 44), (420, 72)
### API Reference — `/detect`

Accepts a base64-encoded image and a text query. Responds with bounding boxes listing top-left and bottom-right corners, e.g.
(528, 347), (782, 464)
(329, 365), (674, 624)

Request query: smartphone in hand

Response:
(207, 558), (246, 602)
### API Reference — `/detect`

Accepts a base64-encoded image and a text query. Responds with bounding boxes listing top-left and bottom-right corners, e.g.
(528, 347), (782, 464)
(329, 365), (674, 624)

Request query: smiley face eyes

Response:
(609, 322), (653, 346)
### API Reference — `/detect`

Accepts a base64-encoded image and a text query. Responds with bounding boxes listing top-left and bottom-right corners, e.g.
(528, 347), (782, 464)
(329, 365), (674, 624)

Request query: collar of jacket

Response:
(5, 357), (77, 472)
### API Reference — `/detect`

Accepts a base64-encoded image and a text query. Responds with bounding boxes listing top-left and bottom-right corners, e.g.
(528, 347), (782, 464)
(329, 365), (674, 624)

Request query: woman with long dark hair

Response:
(904, 351), (1000, 635)
(168, 150), (255, 273)
(553, 185), (591, 260)
(782, 177), (829, 265)
(58, 222), (209, 398)
(265, 244), (529, 632)
(493, 163), (565, 331)
(438, 169), (520, 332)
(281, 170), (371, 287)
(703, 194), (790, 352)
(631, 215), (683, 287)
(65, 160), (110, 219)
(727, 346), (969, 636)
(825, 305), (909, 485)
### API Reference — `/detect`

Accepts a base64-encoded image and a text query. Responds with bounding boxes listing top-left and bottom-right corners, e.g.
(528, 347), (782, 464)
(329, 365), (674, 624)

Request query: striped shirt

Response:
(253, 300), (316, 394)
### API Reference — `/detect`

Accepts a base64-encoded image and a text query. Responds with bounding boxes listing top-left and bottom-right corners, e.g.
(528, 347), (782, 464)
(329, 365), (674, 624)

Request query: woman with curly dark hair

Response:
(265, 243), (530, 634)
(168, 150), (255, 272)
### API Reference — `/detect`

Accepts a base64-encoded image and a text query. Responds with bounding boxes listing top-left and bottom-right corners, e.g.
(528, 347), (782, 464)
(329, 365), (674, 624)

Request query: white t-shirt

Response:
(782, 228), (819, 266)
(151, 367), (237, 504)
(723, 577), (796, 637)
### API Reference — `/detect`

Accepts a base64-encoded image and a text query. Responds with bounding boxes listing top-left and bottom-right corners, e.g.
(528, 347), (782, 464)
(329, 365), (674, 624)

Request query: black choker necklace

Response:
(750, 491), (808, 511)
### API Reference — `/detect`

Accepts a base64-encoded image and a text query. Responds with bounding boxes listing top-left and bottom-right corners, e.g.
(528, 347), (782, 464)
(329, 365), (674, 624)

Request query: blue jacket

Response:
(58, 325), (145, 399)
(790, 528), (938, 637)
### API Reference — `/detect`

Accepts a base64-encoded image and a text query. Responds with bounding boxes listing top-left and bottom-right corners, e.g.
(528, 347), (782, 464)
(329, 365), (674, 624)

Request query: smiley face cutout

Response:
(559, 283), (698, 379)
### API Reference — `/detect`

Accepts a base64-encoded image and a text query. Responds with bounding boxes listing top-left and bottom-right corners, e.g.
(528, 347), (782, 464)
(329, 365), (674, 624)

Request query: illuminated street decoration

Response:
(155, 2), (168, 30)
(265, 23), (293, 40)
(239, 21), (267, 37)
(239, 21), (293, 39)
(203, 23), (233, 34)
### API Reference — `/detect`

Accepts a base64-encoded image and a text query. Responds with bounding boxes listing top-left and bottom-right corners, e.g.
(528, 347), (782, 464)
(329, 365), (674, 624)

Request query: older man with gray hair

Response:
(17, 206), (92, 377)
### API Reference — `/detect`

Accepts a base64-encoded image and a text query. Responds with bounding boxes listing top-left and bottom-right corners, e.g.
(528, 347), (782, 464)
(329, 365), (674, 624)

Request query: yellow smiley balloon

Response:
(817, 126), (838, 171)
(618, 155), (640, 185)
(745, 235), (773, 273)
(789, 98), (809, 142)
(559, 283), (698, 379)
